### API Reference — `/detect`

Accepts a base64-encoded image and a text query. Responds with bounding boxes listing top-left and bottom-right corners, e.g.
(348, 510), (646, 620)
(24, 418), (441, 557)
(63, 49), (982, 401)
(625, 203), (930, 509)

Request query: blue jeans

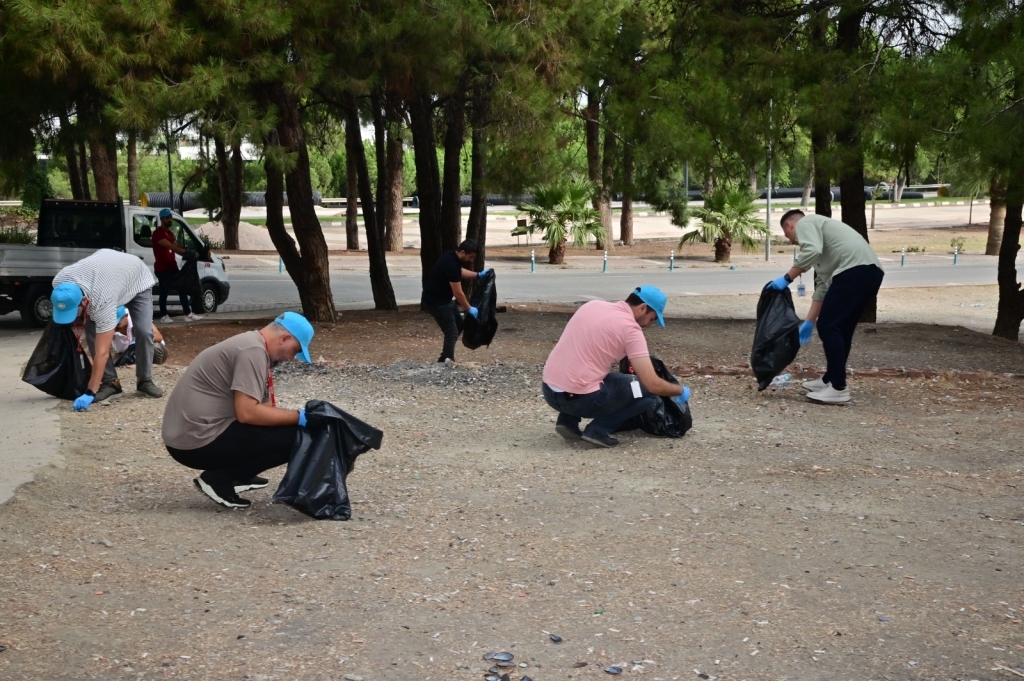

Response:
(542, 373), (659, 437)
(156, 269), (192, 317)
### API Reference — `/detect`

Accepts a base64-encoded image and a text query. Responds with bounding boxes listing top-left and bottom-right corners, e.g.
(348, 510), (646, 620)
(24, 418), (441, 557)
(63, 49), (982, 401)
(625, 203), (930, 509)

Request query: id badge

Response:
(630, 380), (642, 399)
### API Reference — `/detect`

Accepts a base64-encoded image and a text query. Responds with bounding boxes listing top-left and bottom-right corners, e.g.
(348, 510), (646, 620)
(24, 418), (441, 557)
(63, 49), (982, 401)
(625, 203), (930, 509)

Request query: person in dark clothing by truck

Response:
(421, 239), (492, 363)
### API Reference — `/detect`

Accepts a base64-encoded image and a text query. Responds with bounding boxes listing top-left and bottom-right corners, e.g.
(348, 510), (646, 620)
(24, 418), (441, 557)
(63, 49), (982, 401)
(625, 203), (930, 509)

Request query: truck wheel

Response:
(191, 282), (219, 314)
(20, 284), (53, 327)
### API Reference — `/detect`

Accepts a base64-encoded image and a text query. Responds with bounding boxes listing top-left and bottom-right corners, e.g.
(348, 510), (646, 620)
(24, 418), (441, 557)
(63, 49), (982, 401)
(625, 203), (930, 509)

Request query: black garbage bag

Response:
(273, 400), (384, 521)
(167, 259), (202, 300)
(21, 323), (92, 400)
(751, 285), (801, 391)
(462, 270), (498, 349)
(615, 356), (693, 438)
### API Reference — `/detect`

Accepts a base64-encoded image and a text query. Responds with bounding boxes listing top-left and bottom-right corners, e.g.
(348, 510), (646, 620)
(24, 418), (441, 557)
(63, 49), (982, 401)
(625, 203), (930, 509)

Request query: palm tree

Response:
(516, 176), (604, 264)
(680, 186), (769, 263)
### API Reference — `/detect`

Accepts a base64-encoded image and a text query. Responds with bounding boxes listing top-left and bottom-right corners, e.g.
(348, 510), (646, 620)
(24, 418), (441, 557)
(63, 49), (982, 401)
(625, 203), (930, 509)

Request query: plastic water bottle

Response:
(797, 280), (806, 297)
(770, 373), (792, 387)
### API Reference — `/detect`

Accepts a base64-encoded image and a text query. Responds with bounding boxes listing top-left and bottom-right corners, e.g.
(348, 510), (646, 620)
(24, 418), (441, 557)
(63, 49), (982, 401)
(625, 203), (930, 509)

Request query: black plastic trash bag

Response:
(167, 259), (202, 300)
(273, 400), (383, 521)
(615, 356), (693, 438)
(462, 270), (498, 349)
(751, 285), (801, 391)
(21, 323), (92, 400)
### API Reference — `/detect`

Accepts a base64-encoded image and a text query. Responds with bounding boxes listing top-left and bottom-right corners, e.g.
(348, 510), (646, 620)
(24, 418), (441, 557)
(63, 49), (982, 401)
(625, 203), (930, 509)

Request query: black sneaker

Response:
(234, 476), (269, 493)
(94, 380), (123, 403)
(581, 431), (619, 448)
(555, 423), (583, 441)
(194, 474), (251, 509)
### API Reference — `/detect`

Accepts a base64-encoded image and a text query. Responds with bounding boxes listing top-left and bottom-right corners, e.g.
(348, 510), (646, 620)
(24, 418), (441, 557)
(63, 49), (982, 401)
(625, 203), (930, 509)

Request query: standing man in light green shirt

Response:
(766, 210), (884, 404)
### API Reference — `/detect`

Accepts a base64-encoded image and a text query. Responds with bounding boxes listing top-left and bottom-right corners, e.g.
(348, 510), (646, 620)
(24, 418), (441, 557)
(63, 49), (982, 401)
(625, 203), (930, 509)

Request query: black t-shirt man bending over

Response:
(421, 239), (491, 363)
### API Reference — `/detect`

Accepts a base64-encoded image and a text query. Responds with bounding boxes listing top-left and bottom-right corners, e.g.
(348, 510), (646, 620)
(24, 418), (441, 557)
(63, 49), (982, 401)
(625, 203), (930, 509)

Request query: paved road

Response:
(219, 256), (1000, 311)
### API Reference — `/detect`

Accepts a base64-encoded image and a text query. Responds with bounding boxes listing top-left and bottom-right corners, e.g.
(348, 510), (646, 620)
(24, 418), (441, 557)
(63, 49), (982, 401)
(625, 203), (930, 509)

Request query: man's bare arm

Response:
(233, 391), (301, 426)
(629, 355), (683, 398)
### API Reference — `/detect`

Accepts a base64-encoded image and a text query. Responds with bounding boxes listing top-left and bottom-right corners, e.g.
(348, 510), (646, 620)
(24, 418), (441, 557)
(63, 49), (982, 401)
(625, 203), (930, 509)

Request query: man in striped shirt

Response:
(51, 249), (165, 409)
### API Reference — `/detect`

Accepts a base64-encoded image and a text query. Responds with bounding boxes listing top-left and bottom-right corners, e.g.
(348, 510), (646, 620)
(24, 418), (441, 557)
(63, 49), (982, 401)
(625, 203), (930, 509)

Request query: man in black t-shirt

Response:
(421, 239), (492, 362)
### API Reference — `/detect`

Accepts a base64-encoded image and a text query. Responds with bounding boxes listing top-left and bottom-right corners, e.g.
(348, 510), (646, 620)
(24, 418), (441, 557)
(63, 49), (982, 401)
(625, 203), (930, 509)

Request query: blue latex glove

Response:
(298, 409), (307, 427)
(73, 393), (95, 411)
(673, 386), (691, 405)
(799, 320), (814, 345)
(768, 275), (791, 291)
(478, 268), (493, 278)
(468, 306), (480, 319)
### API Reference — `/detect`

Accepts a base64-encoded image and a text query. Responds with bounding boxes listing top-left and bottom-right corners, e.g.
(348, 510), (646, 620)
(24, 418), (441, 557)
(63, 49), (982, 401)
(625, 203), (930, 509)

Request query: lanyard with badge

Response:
(262, 335), (277, 406)
(72, 300), (89, 369)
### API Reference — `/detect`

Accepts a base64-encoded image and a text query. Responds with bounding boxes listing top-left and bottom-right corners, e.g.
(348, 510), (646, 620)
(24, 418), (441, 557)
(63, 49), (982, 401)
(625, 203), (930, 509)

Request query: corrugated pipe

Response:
(141, 191), (323, 211)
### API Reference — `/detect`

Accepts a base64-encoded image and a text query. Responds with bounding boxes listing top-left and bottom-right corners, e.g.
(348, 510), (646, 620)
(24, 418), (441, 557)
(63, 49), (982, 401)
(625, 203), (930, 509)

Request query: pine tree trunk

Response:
(214, 137), (243, 250)
(811, 127), (831, 217)
(584, 88), (608, 249)
(371, 90), (390, 245)
(993, 175), (1024, 340)
(408, 92), (443, 296)
(385, 130), (404, 252)
(440, 86), (466, 252)
(703, 167), (714, 195)
(619, 144), (633, 246)
(345, 140), (360, 250)
(749, 167), (758, 191)
(466, 91), (489, 270)
(127, 131), (139, 205)
(346, 95), (397, 311)
(77, 141), (92, 200)
(599, 131), (615, 248)
(986, 176), (1007, 256)
(801, 156), (813, 208)
(269, 85), (337, 321)
(88, 130), (118, 202)
(59, 112), (85, 200)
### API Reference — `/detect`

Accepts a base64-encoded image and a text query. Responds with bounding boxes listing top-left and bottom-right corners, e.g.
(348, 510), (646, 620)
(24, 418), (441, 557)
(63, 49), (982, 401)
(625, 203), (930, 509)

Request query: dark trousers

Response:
(542, 373), (659, 437)
(818, 264), (884, 390)
(428, 301), (463, 362)
(156, 269), (192, 317)
(166, 421), (299, 485)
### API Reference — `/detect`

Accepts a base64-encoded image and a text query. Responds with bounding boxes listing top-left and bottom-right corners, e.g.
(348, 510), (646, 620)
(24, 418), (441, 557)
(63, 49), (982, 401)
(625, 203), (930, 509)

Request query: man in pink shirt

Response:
(542, 286), (691, 447)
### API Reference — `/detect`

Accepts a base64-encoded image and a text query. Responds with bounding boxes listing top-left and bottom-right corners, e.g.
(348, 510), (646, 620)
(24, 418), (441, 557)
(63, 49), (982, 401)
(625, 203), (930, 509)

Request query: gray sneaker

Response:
(94, 380), (123, 403)
(136, 380), (164, 398)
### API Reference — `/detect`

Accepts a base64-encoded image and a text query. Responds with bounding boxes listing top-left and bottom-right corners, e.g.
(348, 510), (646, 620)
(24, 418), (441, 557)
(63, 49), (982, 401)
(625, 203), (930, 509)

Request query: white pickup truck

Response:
(0, 198), (230, 326)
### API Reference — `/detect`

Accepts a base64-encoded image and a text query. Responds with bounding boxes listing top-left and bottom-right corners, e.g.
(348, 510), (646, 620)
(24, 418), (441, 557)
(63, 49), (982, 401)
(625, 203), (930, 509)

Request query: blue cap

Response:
(633, 285), (667, 327)
(275, 311), (314, 363)
(51, 283), (83, 325)
(158, 208), (172, 219)
(116, 306), (128, 322)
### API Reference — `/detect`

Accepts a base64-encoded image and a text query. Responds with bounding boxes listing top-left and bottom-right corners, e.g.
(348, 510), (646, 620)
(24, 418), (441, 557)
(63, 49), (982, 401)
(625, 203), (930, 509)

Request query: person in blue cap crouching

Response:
(161, 311), (316, 509)
(51, 248), (163, 408)
(541, 286), (691, 448)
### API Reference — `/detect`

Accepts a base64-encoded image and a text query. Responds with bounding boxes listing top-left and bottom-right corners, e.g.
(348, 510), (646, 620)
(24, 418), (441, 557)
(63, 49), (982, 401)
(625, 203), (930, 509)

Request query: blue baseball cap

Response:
(275, 311), (314, 363)
(633, 285), (667, 327)
(116, 306), (128, 322)
(158, 208), (172, 219)
(51, 283), (84, 325)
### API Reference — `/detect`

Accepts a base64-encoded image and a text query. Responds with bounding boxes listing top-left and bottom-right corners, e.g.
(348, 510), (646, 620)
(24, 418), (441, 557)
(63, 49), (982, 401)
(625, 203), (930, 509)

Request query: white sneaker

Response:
(160, 315), (174, 323)
(806, 384), (851, 404)
(802, 377), (828, 392)
(184, 312), (203, 321)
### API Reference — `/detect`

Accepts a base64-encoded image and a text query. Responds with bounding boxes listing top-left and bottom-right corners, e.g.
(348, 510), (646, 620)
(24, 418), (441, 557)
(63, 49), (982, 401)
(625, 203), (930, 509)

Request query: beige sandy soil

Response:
(2, 311), (1022, 680)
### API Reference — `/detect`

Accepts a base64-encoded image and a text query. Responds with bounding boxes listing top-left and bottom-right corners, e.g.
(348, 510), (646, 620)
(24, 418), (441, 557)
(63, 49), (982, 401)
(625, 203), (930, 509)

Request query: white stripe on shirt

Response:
(53, 249), (156, 333)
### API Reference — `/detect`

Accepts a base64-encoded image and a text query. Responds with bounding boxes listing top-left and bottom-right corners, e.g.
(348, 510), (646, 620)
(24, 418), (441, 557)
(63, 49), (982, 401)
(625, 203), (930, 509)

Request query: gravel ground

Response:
(1, 317), (1023, 681)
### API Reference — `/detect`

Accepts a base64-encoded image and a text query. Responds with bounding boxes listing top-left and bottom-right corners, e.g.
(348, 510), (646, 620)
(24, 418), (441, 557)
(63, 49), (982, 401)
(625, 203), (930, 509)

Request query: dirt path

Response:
(1, 314), (1022, 681)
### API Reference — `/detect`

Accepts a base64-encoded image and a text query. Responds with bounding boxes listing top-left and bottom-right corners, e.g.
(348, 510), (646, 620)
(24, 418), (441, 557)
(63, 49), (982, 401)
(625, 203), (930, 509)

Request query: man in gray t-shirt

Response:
(162, 312), (315, 509)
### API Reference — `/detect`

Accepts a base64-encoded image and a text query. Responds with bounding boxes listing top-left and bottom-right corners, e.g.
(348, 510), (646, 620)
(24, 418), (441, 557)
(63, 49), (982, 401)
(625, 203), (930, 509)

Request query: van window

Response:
(133, 215), (156, 248)
(171, 219), (201, 252)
